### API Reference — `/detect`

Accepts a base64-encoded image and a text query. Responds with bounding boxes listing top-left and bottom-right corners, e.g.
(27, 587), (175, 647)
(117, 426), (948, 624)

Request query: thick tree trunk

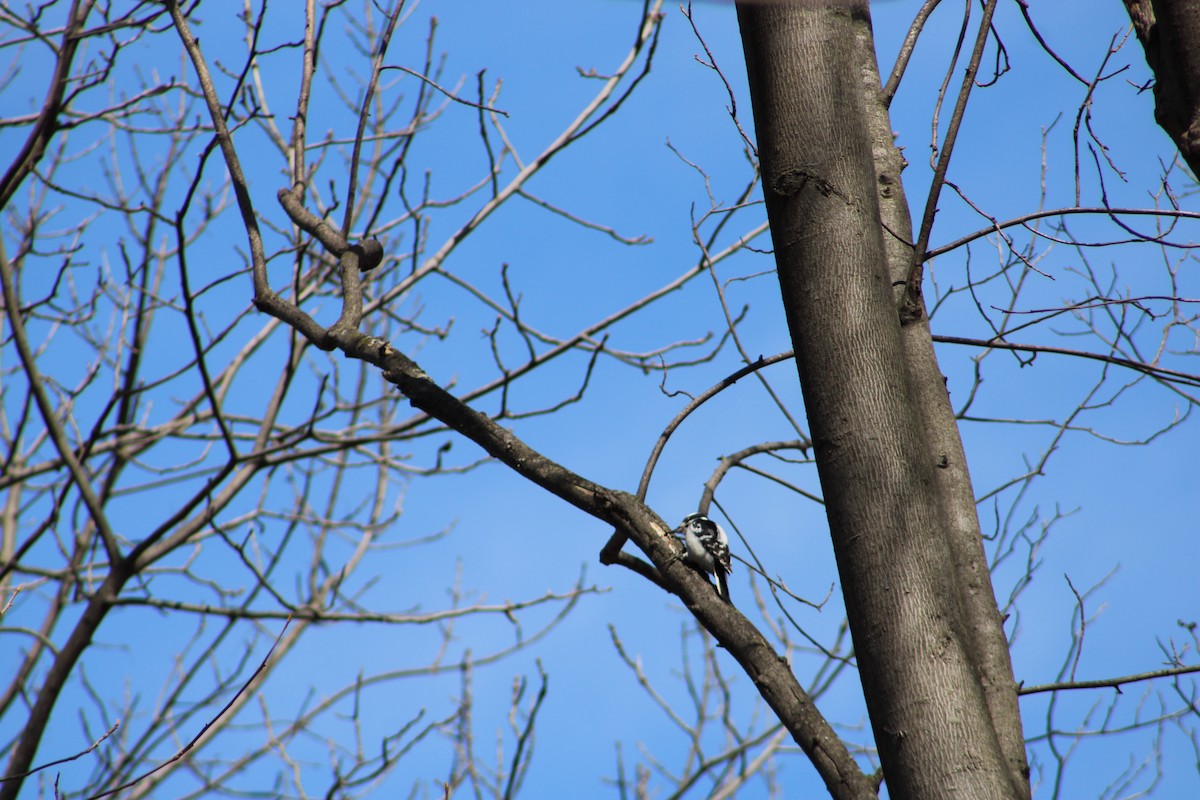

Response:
(851, 17), (1032, 800)
(735, 3), (1029, 798)
(1125, 0), (1200, 178)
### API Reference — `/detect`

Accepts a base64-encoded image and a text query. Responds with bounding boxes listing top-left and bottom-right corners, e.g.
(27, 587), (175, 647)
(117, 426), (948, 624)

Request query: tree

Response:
(1124, 0), (1200, 177)
(2, 1), (1198, 799)
(738, 3), (1027, 797)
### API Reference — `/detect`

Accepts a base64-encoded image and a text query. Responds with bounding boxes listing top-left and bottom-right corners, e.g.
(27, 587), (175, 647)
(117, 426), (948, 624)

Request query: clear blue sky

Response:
(2, 1), (1196, 798)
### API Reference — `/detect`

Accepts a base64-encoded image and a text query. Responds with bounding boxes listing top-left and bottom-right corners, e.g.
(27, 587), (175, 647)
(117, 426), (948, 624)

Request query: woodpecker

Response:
(676, 512), (732, 603)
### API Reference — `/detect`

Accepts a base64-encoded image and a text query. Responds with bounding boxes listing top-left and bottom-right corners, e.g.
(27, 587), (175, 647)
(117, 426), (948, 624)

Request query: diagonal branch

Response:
(904, 0), (1000, 315)
(0, 0), (95, 209)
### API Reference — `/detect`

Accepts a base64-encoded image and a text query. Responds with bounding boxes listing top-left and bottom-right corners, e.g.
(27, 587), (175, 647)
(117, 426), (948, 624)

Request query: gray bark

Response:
(735, 2), (1029, 798)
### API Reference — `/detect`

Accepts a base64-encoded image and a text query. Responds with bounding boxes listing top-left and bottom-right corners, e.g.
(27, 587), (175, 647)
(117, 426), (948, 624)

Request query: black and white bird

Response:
(676, 512), (733, 603)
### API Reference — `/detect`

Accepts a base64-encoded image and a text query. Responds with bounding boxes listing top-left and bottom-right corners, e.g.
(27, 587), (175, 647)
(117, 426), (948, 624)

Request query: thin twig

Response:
(906, 0), (1000, 308)
(84, 618), (294, 800)
(1020, 662), (1200, 696)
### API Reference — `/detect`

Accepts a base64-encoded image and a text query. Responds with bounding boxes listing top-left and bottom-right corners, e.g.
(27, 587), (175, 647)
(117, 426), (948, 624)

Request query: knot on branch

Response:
(350, 239), (384, 271)
(277, 188), (383, 272)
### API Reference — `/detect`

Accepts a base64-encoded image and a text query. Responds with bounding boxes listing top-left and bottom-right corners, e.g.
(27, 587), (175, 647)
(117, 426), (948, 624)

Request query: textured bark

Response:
(1125, 0), (1200, 177)
(736, 3), (1027, 798)
(851, 19), (1032, 800)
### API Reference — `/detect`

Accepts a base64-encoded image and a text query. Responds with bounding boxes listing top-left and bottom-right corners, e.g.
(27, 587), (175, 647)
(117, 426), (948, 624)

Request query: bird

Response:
(676, 512), (733, 603)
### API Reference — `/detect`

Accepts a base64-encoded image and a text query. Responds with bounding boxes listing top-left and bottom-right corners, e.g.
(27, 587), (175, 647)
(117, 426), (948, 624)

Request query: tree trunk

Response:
(1125, 0), (1200, 178)
(735, 3), (1029, 798)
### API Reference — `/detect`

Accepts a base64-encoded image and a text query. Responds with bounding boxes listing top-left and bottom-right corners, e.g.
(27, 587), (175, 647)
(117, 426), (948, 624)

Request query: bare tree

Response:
(0, 2), (681, 796)
(738, 3), (1028, 797)
(2, 1), (1198, 799)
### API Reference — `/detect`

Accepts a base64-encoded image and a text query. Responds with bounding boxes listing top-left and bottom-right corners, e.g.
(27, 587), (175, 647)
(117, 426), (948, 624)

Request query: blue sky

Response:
(2, 1), (1197, 798)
